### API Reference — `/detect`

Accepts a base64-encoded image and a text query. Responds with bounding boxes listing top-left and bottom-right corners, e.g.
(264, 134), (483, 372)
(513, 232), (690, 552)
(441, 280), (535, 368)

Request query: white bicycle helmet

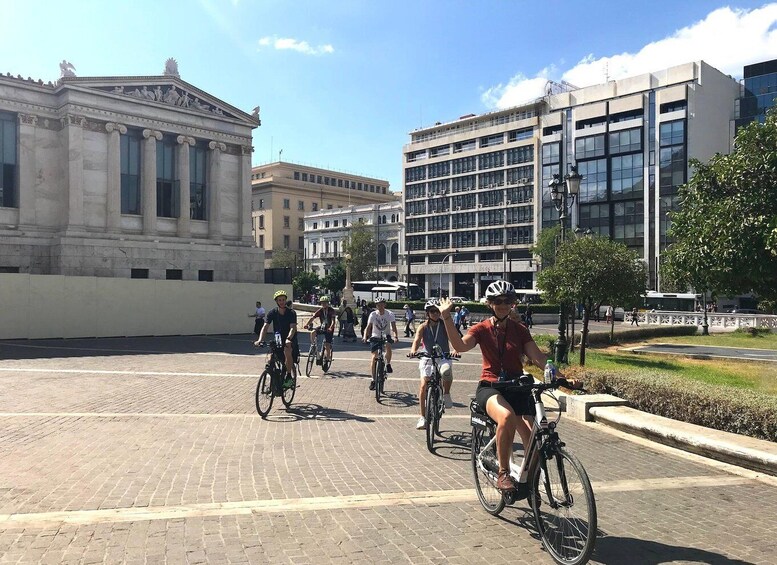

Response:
(485, 280), (516, 299)
(424, 299), (440, 311)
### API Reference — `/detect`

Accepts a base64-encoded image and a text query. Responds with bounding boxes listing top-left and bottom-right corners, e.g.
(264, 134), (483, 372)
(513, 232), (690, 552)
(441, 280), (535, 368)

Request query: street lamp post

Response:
(549, 165), (582, 364)
(438, 251), (458, 299)
(342, 252), (354, 305)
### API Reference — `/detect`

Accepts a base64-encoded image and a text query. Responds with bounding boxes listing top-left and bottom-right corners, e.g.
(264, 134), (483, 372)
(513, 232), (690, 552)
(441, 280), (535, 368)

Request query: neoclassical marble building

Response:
(0, 63), (263, 281)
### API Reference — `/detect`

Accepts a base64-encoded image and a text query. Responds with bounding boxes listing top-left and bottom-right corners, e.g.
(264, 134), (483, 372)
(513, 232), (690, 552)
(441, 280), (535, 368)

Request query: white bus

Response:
(642, 291), (700, 312)
(351, 281), (424, 304)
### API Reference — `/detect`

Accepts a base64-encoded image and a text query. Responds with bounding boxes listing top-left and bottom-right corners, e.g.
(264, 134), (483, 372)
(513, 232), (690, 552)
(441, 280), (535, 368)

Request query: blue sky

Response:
(1, 1), (775, 191)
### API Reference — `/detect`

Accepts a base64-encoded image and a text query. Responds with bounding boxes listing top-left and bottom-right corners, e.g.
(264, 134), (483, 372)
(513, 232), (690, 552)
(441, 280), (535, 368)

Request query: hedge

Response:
(386, 300), (560, 314)
(577, 368), (777, 442)
(582, 325), (698, 345)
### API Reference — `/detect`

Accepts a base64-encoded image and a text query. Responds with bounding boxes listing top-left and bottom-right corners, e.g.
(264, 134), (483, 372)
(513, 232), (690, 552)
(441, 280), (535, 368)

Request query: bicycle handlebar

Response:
(407, 352), (461, 360)
(498, 377), (586, 394)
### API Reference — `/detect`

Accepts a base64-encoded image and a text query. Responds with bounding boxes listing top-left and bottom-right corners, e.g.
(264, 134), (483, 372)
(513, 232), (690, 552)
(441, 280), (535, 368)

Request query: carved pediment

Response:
(58, 76), (259, 126)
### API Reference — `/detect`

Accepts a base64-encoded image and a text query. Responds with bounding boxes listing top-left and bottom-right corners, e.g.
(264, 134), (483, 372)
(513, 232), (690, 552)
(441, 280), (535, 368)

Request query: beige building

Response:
(0, 61), (263, 282)
(251, 162), (393, 268)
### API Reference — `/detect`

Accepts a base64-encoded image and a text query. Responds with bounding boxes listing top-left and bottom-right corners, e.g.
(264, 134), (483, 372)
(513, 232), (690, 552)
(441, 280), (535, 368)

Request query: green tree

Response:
(293, 271), (320, 297)
(321, 261), (346, 295)
(662, 109), (777, 305)
(531, 225), (562, 268)
(344, 220), (377, 281)
(270, 249), (299, 271)
(537, 235), (646, 366)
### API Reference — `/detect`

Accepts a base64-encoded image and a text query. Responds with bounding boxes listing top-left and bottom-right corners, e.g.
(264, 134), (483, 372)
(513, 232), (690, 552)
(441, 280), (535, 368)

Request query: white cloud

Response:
(483, 4), (777, 109)
(258, 36), (334, 56)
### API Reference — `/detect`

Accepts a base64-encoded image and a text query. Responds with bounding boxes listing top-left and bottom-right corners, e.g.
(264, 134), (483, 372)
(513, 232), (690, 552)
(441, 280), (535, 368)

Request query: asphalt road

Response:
(0, 334), (775, 564)
(633, 343), (777, 362)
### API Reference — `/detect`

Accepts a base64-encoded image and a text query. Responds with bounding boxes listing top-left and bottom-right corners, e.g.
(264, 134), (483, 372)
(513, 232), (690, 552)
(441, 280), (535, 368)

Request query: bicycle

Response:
(369, 336), (389, 402)
(470, 376), (597, 565)
(408, 345), (460, 453)
(305, 326), (333, 377)
(254, 338), (297, 418)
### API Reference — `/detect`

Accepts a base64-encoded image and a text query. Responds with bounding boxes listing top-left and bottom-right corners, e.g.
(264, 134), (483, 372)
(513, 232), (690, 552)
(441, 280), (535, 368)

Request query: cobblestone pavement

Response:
(0, 335), (776, 564)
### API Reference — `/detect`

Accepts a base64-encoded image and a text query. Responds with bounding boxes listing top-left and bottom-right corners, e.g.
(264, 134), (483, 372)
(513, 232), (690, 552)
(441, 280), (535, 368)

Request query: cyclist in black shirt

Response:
(255, 289), (299, 380)
(303, 295), (337, 363)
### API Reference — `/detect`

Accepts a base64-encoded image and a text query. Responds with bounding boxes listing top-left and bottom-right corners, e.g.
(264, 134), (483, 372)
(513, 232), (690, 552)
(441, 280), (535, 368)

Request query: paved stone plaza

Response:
(0, 334), (775, 564)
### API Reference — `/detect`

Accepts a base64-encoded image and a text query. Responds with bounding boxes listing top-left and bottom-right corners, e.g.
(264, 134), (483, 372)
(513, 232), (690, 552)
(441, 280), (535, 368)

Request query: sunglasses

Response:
(490, 298), (516, 306)
(428, 309), (440, 314)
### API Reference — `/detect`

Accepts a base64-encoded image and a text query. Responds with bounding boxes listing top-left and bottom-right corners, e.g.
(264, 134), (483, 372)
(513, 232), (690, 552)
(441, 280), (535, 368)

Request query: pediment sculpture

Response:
(105, 84), (231, 118)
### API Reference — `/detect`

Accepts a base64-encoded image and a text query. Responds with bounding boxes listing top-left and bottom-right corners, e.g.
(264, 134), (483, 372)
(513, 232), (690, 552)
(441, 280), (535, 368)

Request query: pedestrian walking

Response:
(630, 307), (639, 326)
(453, 306), (464, 336)
(460, 305), (469, 329)
(248, 301), (266, 338)
(605, 305), (613, 323)
(403, 304), (416, 337)
(337, 300), (347, 336)
(342, 305), (357, 342)
(360, 304), (371, 338)
(524, 304), (533, 328)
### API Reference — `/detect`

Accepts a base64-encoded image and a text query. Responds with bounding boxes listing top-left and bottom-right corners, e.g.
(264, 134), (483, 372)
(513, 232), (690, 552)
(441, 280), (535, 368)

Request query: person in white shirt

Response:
(248, 301), (266, 338)
(362, 297), (399, 390)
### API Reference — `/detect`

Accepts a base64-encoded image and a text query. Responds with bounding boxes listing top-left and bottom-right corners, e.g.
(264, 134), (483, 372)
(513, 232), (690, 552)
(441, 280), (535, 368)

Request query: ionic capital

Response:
(177, 135), (196, 146)
(142, 128), (163, 141)
(208, 140), (227, 152)
(105, 122), (127, 135)
(241, 144), (254, 156)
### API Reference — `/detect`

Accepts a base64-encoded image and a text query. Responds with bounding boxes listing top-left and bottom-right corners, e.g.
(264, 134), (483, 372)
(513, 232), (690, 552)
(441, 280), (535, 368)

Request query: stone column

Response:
(176, 135), (195, 237)
(17, 114), (38, 226)
(142, 129), (162, 236)
(207, 141), (226, 239)
(61, 114), (86, 230)
(239, 144), (253, 241)
(105, 122), (127, 231)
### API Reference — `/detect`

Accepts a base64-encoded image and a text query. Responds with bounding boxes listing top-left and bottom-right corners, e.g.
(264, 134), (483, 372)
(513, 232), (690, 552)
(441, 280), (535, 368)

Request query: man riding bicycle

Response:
(410, 299), (455, 430)
(255, 289), (299, 386)
(363, 297), (399, 390)
(303, 295), (337, 364)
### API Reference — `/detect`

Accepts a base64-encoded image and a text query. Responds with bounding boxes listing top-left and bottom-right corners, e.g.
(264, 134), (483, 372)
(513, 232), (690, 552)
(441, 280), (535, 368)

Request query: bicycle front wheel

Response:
(531, 447), (597, 565)
(375, 359), (384, 402)
(305, 346), (315, 377)
(281, 367), (297, 408)
(471, 427), (505, 516)
(255, 371), (274, 418)
(322, 349), (332, 373)
(425, 386), (437, 453)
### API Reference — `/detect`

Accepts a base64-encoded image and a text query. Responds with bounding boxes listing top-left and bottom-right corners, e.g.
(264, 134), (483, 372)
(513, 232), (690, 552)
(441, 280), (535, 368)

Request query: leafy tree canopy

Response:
(270, 249), (298, 270)
(662, 109), (777, 301)
(293, 270), (320, 297)
(321, 261), (346, 295)
(531, 225), (561, 268)
(344, 220), (377, 281)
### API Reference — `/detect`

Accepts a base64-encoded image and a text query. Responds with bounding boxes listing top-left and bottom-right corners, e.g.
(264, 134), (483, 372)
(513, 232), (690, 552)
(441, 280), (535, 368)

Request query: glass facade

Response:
(736, 58), (777, 128)
(156, 136), (178, 218)
(0, 112), (17, 208)
(120, 130), (141, 215)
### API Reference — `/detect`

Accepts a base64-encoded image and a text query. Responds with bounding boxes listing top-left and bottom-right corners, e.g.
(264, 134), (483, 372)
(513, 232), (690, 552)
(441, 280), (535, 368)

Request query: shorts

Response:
(315, 327), (334, 344)
(419, 359), (453, 383)
(370, 336), (393, 353)
(475, 381), (534, 416)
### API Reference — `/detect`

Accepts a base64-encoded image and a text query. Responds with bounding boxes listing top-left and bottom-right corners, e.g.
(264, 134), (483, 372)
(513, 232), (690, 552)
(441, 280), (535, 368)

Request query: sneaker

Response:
(283, 376), (294, 389)
(443, 394), (453, 409)
(369, 380), (376, 391)
(497, 470), (517, 492)
(315, 357), (322, 366)
(416, 417), (426, 430)
(386, 363), (393, 374)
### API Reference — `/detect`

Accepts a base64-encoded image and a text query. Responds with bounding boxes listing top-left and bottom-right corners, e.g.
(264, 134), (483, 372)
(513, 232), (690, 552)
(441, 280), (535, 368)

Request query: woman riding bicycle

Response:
(439, 280), (561, 493)
(303, 295), (336, 364)
(410, 299), (455, 430)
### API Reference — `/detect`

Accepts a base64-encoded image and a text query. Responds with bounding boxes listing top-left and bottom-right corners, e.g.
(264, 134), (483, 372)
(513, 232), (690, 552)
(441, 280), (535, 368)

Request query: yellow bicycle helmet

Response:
(273, 289), (288, 300)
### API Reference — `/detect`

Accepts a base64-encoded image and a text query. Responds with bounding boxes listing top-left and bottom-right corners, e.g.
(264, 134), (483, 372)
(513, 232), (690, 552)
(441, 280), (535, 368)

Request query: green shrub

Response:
(733, 327), (773, 337)
(386, 300), (559, 314)
(583, 369), (777, 442)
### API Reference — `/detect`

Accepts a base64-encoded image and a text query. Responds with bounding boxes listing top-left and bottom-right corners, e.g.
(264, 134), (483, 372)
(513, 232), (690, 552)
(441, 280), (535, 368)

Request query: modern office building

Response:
(735, 58), (777, 129)
(402, 61), (739, 299)
(304, 200), (403, 280)
(0, 62), (262, 281)
(251, 162), (393, 269)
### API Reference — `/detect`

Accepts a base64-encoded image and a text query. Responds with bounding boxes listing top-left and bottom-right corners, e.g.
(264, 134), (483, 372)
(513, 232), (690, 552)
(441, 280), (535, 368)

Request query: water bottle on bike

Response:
(274, 332), (283, 348)
(543, 360), (556, 384)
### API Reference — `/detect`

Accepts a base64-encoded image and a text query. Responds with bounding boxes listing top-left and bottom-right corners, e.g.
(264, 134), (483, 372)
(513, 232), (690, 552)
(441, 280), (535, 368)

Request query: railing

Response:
(629, 311), (777, 330)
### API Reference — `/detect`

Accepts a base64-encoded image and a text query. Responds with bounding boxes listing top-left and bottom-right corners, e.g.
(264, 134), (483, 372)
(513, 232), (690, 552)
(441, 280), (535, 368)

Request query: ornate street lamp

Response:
(342, 252), (354, 304)
(549, 165), (582, 363)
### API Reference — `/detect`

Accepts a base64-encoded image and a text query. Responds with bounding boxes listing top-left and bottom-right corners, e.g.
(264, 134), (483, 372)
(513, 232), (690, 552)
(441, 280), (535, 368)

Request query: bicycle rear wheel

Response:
(305, 344), (315, 377)
(425, 386), (437, 453)
(471, 427), (505, 516)
(255, 371), (274, 417)
(322, 349), (332, 373)
(531, 447), (597, 565)
(281, 367), (297, 408)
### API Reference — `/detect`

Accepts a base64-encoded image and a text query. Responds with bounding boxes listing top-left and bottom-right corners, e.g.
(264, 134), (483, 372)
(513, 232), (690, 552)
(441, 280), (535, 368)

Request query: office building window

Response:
(298, 200), (304, 211)
(190, 142), (207, 220)
(283, 216), (290, 228)
(312, 202), (318, 211)
(609, 128), (642, 155)
(294, 171), (300, 180)
(611, 154), (644, 199)
(452, 231), (475, 248)
(479, 150), (504, 170)
(408, 235), (426, 250)
(283, 198), (290, 209)
(259, 215), (264, 229)
(298, 218), (304, 230)
(259, 235), (264, 248)
(613, 200), (644, 247)
(258, 198), (264, 209)
(156, 136), (178, 218)
(120, 129), (141, 214)
(312, 222), (318, 229)
(574, 134), (605, 160)
(302, 172), (308, 181)
(166, 269), (183, 280)
(130, 268), (149, 279)
(342, 219), (347, 227)
(0, 112), (17, 208)
(312, 242), (317, 255)
(298, 236), (304, 249)
(579, 203), (610, 237)
(324, 221), (330, 228)
(198, 270), (213, 281)
(578, 159), (608, 203)
(334, 220), (339, 227)
(283, 235), (290, 249)
(506, 145), (533, 165)
(659, 120), (685, 146)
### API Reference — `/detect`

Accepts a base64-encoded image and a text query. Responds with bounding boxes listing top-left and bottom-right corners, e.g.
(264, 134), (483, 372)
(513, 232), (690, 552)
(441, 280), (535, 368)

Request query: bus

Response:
(642, 291), (700, 312)
(351, 281), (424, 304)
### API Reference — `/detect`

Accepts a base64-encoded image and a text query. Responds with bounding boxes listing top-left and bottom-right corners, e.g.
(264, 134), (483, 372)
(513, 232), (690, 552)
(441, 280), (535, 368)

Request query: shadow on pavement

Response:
(377, 390), (417, 408)
(430, 429), (471, 461)
(271, 403), (374, 423)
(592, 535), (755, 564)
